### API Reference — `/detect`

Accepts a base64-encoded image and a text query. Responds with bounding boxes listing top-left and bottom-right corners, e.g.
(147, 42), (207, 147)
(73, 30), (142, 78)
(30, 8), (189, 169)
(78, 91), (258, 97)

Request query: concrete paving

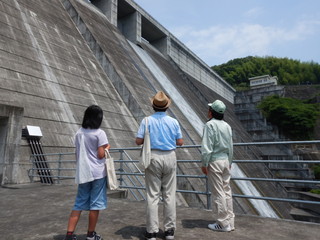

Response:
(0, 183), (319, 240)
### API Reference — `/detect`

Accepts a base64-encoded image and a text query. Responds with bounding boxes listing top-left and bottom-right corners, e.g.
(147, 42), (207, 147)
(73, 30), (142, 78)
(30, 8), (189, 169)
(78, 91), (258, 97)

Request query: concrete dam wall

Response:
(0, 0), (292, 219)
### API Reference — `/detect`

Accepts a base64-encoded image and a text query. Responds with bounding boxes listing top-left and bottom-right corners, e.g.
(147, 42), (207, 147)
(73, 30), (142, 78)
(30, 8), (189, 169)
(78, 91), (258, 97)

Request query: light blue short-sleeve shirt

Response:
(136, 112), (182, 151)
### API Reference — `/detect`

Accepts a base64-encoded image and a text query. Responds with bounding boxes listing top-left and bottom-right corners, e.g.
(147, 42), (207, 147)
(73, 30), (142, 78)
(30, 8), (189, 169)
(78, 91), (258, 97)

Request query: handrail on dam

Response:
(28, 141), (320, 209)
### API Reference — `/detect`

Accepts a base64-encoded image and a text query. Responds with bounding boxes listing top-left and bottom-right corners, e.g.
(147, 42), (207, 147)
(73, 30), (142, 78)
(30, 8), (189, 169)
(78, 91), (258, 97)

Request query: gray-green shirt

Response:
(201, 118), (233, 167)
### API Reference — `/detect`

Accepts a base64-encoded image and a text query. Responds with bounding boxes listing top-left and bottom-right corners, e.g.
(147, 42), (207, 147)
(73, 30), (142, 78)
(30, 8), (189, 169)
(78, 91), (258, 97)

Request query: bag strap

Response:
(145, 117), (148, 133)
(105, 148), (111, 158)
(139, 117), (149, 157)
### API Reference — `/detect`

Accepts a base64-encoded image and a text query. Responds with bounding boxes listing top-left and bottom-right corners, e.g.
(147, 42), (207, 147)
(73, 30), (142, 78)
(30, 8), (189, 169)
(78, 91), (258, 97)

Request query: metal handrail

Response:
(28, 141), (320, 209)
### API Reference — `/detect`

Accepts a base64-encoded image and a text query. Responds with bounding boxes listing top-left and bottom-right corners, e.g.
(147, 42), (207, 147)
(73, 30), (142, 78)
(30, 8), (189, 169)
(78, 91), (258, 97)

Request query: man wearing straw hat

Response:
(201, 99), (235, 232)
(136, 91), (184, 240)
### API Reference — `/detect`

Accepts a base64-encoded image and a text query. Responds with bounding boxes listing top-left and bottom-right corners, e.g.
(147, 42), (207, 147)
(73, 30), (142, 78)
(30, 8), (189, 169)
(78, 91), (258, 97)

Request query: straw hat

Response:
(151, 91), (171, 110)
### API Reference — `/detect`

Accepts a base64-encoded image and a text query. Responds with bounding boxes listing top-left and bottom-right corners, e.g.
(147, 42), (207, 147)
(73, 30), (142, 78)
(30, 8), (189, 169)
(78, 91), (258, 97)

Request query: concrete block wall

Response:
(0, 105), (24, 185)
(94, 0), (117, 26)
(169, 39), (235, 103)
(234, 85), (285, 141)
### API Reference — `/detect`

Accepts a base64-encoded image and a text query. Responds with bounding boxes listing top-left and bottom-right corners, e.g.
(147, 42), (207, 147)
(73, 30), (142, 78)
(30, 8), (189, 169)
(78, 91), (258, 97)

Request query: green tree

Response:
(212, 56), (320, 88)
(257, 95), (319, 140)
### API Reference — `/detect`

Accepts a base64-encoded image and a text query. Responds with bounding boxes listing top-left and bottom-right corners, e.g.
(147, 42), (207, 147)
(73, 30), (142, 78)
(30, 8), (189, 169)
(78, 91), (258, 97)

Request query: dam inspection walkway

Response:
(0, 183), (319, 240)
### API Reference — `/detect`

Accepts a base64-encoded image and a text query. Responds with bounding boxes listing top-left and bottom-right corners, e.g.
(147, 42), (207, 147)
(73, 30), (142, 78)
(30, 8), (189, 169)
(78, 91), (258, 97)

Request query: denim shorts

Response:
(73, 177), (107, 211)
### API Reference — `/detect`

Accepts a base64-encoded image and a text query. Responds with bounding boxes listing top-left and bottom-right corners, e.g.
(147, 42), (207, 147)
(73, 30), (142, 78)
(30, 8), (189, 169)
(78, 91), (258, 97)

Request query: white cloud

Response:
(286, 19), (320, 40)
(244, 7), (263, 19)
(172, 19), (320, 65)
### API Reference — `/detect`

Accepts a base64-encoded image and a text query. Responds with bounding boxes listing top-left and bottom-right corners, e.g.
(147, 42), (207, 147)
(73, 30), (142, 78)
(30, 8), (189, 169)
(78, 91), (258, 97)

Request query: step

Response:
(107, 188), (128, 199)
(290, 207), (320, 223)
(288, 191), (320, 214)
(269, 170), (313, 179)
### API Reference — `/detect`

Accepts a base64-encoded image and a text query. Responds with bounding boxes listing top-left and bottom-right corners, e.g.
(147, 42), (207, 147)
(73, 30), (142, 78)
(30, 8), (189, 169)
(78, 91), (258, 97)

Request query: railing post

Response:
(119, 150), (124, 186)
(30, 155), (35, 183)
(205, 175), (212, 209)
(57, 153), (62, 184)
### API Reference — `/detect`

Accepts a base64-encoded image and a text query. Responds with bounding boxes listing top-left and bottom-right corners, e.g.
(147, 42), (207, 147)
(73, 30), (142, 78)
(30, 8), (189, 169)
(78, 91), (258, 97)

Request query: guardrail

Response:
(28, 141), (320, 209)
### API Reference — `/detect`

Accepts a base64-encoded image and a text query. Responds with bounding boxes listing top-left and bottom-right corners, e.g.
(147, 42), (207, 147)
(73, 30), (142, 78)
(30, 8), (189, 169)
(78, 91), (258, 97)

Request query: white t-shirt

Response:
(75, 128), (109, 180)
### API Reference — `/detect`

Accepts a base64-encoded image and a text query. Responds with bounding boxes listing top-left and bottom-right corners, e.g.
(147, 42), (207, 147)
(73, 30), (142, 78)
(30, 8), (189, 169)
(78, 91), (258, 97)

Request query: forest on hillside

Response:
(211, 56), (320, 89)
(211, 56), (320, 141)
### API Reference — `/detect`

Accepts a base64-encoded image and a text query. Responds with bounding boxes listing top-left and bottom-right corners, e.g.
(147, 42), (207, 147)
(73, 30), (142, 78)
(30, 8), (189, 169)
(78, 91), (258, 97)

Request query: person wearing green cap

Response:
(200, 100), (235, 232)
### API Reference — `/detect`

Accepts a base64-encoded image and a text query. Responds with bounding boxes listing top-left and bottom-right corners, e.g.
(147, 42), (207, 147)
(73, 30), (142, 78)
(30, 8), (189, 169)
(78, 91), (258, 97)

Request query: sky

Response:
(133, 0), (320, 66)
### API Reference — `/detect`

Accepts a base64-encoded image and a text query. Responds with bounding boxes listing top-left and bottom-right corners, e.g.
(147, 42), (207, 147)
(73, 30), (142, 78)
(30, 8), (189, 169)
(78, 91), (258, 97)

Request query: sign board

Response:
(26, 125), (43, 137)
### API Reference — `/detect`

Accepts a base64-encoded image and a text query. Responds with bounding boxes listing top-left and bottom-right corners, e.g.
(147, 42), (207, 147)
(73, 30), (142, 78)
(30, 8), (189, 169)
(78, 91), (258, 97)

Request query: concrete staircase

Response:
(289, 191), (320, 223)
(234, 86), (320, 223)
(266, 156), (319, 223)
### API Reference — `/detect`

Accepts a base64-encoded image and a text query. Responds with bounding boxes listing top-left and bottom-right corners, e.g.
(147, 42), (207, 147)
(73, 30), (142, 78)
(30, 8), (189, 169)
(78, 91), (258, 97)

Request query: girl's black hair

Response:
(82, 105), (103, 129)
(209, 108), (224, 120)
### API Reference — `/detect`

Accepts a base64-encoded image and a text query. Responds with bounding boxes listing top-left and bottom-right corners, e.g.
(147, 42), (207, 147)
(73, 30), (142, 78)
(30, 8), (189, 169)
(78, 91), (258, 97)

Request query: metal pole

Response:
(119, 150), (124, 187)
(205, 175), (211, 209)
(30, 155), (35, 183)
(57, 153), (62, 184)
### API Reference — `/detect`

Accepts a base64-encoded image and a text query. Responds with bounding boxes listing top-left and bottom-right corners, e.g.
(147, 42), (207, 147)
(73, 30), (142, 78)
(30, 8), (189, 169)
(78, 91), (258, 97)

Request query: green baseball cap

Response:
(208, 100), (226, 114)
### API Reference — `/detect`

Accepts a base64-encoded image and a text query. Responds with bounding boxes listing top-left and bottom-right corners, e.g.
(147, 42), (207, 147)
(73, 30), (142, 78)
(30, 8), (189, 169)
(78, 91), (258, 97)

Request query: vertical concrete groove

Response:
(60, 0), (145, 122)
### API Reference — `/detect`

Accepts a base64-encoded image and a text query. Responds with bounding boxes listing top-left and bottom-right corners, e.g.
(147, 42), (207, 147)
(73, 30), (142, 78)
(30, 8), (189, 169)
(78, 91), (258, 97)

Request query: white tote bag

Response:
(75, 134), (94, 184)
(105, 149), (119, 190)
(140, 117), (151, 169)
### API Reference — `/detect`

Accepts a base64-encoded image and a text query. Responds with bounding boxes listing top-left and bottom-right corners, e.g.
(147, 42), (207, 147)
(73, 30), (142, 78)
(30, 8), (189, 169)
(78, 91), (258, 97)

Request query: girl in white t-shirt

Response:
(64, 105), (110, 240)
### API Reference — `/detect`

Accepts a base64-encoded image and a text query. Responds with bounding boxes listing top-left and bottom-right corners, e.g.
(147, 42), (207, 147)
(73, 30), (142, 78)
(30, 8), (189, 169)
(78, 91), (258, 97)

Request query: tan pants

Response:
(145, 150), (177, 233)
(208, 159), (235, 228)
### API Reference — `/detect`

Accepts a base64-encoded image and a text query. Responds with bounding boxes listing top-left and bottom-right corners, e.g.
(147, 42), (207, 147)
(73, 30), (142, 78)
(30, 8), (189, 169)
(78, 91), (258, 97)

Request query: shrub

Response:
(258, 95), (319, 140)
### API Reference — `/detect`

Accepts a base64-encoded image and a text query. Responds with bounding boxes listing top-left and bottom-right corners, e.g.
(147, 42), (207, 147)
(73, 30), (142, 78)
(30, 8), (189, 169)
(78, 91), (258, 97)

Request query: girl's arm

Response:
(97, 144), (110, 159)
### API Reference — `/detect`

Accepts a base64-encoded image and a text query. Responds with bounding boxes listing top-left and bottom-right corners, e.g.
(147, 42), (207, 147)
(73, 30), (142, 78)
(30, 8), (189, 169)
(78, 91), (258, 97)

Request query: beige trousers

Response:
(208, 159), (235, 228)
(145, 150), (177, 233)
